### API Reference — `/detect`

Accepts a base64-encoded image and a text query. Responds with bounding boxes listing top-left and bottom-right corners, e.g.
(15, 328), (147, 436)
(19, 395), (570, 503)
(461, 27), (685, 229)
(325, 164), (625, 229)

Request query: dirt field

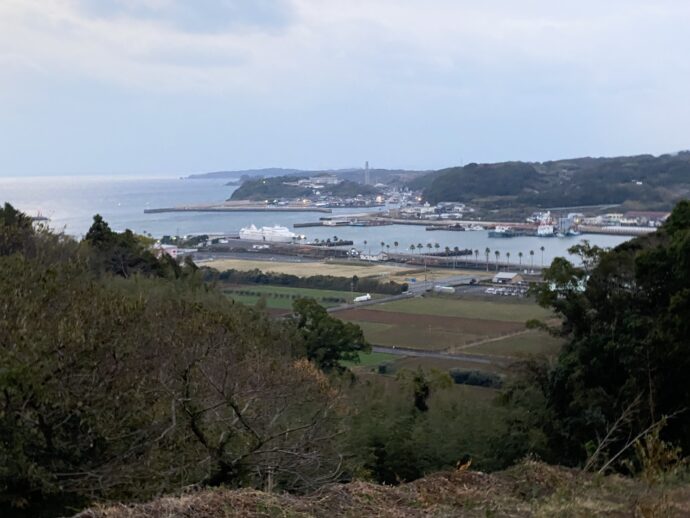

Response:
(204, 258), (418, 279)
(202, 257), (481, 282)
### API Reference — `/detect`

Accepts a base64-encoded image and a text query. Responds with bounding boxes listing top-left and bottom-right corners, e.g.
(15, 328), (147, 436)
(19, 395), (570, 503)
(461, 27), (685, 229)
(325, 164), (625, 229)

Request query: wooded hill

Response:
(414, 152), (690, 209)
(229, 176), (380, 201)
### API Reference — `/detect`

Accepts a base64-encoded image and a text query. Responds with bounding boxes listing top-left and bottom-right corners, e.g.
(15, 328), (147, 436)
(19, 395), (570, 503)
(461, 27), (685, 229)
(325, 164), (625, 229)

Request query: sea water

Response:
(0, 175), (630, 265)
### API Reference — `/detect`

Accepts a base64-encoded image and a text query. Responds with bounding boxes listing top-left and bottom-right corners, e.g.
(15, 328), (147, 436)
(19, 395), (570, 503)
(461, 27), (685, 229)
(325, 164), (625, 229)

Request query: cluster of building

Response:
(578, 211), (670, 228)
(289, 174), (341, 188)
(281, 175), (391, 208)
(525, 210), (671, 236)
(390, 202), (475, 220)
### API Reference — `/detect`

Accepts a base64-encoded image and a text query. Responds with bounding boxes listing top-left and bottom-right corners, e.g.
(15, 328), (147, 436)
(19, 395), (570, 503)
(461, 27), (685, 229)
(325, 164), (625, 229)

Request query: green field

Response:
(351, 320), (489, 351)
(224, 285), (370, 309)
(341, 350), (397, 368)
(368, 296), (553, 322)
(390, 355), (507, 376)
(339, 295), (561, 359)
(463, 330), (564, 358)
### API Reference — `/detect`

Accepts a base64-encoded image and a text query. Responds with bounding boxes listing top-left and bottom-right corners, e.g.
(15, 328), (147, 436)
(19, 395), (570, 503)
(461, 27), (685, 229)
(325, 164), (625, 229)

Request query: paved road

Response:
(327, 274), (481, 313)
(372, 345), (511, 367)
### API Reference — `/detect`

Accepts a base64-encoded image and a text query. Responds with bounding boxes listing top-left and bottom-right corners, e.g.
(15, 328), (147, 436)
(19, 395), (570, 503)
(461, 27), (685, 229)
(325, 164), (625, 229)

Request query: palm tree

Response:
(333, 235), (338, 243)
(518, 251), (523, 266)
(474, 249), (479, 264)
(417, 243), (423, 255)
(530, 250), (535, 270)
(427, 243), (433, 253)
(540, 245), (545, 267)
(380, 241), (385, 252)
(386, 244), (390, 253)
(409, 244), (415, 253)
(444, 246), (451, 256)
(484, 247), (490, 271)
(494, 250), (500, 271)
(394, 241), (399, 252)
(506, 251), (511, 265)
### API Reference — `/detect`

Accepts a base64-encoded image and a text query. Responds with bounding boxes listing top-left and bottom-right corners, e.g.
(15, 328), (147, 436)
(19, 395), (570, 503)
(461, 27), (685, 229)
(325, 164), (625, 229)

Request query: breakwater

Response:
(145, 206), (332, 214)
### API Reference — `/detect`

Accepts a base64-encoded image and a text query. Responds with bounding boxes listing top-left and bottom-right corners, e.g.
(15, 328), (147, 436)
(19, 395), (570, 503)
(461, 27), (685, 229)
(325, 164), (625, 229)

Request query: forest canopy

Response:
(417, 152), (690, 209)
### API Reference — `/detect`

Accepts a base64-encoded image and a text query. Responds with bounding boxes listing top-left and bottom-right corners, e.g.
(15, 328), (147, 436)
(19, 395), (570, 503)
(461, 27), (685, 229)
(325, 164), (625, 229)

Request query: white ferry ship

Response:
(239, 224), (298, 243)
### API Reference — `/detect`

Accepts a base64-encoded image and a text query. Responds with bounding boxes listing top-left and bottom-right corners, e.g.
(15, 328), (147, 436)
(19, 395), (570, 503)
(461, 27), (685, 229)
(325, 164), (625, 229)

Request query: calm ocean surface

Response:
(0, 175), (630, 265)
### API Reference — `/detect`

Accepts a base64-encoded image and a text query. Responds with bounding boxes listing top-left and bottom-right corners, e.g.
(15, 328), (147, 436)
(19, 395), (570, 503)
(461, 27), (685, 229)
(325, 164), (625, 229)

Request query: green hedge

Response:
(210, 268), (407, 295)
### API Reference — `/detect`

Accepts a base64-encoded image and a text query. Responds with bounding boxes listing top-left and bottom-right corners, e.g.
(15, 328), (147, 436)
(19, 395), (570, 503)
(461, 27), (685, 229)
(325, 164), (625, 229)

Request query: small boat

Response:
(489, 225), (517, 238)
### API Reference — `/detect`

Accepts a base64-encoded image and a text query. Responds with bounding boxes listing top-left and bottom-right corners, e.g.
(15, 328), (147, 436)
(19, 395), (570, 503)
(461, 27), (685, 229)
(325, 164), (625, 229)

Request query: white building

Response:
(492, 272), (524, 284)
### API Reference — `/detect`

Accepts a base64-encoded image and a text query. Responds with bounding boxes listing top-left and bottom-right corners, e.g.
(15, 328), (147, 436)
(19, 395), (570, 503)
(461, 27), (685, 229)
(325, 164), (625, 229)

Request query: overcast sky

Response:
(1, 0), (689, 176)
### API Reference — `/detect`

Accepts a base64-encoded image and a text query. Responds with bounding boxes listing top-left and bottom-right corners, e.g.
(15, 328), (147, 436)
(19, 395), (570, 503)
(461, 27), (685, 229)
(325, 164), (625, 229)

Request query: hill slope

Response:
(419, 152), (690, 210)
(77, 461), (690, 517)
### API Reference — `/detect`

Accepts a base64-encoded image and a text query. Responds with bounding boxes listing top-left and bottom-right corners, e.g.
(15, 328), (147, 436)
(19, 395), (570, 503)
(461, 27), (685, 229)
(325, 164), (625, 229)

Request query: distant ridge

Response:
(185, 167), (431, 185)
(186, 168), (308, 180)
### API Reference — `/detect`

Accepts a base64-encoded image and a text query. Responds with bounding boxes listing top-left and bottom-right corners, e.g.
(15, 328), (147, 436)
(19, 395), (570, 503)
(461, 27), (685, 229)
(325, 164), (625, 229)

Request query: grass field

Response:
(339, 294), (560, 359)
(461, 329), (563, 358)
(224, 284), (369, 309)
(389, 355), (507, 376)
(367, 296), (553, 322)
(347, 318), (515, 351)
(340, 351), (398, 368)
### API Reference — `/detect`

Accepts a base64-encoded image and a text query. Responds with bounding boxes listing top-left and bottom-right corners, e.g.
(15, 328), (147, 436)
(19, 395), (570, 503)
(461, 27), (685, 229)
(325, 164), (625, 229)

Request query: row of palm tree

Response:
(481, 246), (545, 270)
(358, 238), (547, 269)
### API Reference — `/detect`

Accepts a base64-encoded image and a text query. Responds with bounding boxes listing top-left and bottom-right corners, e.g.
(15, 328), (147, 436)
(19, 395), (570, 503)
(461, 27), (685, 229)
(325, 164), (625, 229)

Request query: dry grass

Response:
(204, 258), (416, 279)
(202, 258), (482, 282)
(77, 460), (690, 517)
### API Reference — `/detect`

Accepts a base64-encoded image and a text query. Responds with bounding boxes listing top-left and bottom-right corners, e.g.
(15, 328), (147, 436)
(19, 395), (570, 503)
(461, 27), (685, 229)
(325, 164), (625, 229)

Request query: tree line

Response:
(208, 267), (408, 295)
(3, 200), (690, 515)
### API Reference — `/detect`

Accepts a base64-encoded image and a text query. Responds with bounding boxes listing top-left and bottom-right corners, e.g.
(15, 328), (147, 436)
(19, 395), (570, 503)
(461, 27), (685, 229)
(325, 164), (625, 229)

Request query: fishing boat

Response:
(488, 225), (517, 238)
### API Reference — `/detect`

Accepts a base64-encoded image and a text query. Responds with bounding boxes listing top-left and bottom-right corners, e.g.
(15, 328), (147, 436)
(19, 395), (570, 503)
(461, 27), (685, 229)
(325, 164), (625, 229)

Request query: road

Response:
(327, 274), (480, 313)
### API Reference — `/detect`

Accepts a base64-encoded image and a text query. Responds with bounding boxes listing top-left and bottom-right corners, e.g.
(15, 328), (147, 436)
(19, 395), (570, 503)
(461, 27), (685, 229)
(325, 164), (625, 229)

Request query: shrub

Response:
(449, 369), (502, 388)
